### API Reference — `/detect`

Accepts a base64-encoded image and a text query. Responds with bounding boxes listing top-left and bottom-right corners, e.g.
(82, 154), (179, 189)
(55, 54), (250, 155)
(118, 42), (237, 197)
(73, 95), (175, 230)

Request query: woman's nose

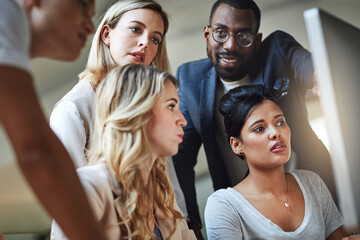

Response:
(269, 126), (280, 140)
(178, 111), (187, 127)
(138, 35), (150, 49)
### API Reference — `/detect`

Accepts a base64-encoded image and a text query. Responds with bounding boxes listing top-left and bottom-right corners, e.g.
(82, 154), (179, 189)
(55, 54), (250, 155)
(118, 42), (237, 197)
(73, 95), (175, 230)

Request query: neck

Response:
(246, 167), (287, 196)
(221, 74), (248, 83)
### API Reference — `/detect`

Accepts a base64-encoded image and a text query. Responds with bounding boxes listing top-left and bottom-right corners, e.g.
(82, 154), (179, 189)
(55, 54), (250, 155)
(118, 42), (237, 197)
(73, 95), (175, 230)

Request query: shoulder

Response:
(176, 58), (213, 81)
(206, 188), (237, 209)
(260, 30), (300, 51)
(177, 58), (213, 71)
(292, 169), (321, 182)
(264, 30), (296, 42)
(51, 100), (79, 117)
(77, 163), (121, 225)
(56, 79), (94, 104)
(53, 79), (95, 114)
(77, 163), (109, 185)
(0, 0), (31, 73)
(291, 169), (324, 191)
(77, 164), (112, 199)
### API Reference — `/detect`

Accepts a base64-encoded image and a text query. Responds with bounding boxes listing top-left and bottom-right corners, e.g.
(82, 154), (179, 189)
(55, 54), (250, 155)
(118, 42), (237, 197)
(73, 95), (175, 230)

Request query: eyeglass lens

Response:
(211, 28), (254, 47)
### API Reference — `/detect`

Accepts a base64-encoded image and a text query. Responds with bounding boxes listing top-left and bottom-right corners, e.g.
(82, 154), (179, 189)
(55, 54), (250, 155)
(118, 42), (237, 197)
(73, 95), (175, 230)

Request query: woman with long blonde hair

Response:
(51, 64), (196, 240)
(50, 0), (188, 217)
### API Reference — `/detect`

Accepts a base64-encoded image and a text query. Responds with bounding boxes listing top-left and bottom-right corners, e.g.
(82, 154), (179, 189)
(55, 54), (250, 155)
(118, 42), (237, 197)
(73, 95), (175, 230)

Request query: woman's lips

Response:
(271, 141), (286, 153)
(130, 51), (145, 63)
(178, 133), (184, 142)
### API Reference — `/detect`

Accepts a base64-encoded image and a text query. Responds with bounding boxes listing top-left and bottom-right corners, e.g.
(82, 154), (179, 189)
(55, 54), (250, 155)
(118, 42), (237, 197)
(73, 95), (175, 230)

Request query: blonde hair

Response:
(88, 64), (183, 239)
(79, 0), (170, 87)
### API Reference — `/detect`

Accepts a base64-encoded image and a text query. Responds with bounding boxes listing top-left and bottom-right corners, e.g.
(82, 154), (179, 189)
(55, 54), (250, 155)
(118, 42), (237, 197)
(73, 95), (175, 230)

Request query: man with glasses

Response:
(173, 0), (336, 237)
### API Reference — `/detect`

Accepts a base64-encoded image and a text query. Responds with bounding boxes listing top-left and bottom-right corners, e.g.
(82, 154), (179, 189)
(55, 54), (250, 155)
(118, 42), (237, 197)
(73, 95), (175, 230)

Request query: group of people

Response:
(0, 0), (358, 239)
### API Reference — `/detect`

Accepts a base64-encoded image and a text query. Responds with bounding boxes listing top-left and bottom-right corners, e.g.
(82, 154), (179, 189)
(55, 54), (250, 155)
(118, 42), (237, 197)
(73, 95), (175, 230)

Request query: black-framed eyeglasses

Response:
(208, 26), (255, 48)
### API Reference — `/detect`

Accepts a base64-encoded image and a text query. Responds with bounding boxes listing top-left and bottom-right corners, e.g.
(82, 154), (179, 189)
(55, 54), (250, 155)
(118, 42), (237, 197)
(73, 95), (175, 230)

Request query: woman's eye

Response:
(152, 37), (161, 45)
(253, 126), (264, 132)
(276, 120), (286, 126)
(168, 104), (175, 111)
(130, 27), (141, 33)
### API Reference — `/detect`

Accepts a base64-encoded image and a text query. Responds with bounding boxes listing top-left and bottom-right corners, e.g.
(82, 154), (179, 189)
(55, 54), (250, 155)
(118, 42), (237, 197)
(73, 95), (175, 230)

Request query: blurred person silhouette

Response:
(0, 0), (106, 239)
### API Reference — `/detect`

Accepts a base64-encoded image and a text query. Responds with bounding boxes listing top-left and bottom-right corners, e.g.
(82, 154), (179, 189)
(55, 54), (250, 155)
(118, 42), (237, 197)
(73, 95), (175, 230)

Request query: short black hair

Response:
(209, 0), (261, 33)
(219, 85), (281, 142)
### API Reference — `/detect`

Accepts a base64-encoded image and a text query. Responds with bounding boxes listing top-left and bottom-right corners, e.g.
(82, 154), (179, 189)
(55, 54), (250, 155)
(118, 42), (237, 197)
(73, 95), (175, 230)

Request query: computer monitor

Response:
(304, 8), (360, 232)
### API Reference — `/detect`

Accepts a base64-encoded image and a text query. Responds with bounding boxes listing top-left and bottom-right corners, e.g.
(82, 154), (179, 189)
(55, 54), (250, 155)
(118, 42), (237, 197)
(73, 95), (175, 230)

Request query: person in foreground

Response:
(204, 85), (358, 240)
(51, 64), (196, 240)
(0, 0), (106, 239)
(173, 0), (337, 232)
(49, 0), (187, 216)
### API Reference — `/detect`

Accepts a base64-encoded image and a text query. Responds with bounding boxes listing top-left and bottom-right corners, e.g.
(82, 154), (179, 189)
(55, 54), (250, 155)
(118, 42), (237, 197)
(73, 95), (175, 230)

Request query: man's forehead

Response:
(211, 6), (256, 30)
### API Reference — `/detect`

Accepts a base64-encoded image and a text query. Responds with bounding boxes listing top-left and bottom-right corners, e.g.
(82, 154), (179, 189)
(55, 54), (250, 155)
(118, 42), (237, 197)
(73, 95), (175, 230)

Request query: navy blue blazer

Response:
(173, 31), (334, 226)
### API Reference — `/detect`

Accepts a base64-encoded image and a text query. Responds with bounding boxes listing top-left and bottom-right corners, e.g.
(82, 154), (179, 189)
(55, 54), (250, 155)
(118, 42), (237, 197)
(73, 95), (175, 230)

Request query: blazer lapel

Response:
(199, 67), (217, 141)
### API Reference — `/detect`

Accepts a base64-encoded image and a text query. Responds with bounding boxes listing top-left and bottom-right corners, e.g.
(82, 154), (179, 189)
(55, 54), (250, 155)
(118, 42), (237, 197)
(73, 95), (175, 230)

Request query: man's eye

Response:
(238, 33), (248, 40)
(215, 29), (228, 38)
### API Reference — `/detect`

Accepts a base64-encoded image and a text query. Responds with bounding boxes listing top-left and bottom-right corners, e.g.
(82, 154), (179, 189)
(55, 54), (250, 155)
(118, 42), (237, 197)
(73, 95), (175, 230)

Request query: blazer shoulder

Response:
(176, 58), (213, 81)
(264, 30), (297, 44)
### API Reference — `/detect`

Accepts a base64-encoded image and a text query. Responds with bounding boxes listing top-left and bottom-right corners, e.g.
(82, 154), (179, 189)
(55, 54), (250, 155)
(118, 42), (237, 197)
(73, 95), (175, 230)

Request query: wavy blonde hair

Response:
(79, 0), (171, 88)
(88, 64), (184, 239)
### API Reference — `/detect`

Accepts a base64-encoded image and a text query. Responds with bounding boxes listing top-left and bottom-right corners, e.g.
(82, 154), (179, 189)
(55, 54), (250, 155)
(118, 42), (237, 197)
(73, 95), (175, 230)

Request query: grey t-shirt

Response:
(205, 170), (343, 240)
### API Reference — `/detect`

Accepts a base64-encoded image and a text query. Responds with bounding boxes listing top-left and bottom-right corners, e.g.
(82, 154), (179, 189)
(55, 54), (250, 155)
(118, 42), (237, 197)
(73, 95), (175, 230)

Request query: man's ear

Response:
(254, 32), (262, 50)
(230, 136), (242, 155)
(204, 25), (211, 43)
(101, 25), (111, 46)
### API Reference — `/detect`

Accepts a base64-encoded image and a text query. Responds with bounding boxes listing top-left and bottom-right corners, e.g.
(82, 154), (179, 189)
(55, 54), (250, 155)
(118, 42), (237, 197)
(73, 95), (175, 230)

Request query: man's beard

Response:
(207, 46), (249, 81)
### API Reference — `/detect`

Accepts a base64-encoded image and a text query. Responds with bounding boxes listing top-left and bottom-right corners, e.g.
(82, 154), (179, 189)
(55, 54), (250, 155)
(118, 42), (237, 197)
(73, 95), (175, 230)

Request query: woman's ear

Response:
(230, 137), (242, 155)
(101, 25), (111, 46)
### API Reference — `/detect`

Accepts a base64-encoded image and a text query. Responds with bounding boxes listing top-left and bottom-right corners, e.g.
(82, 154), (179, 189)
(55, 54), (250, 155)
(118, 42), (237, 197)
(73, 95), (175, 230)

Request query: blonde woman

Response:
(50, 0), (188, 216)
(51, 64), (196, 240)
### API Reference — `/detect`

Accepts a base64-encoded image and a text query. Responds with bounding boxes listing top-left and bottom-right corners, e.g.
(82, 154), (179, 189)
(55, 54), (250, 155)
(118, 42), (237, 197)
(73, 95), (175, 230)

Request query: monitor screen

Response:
(304, 8), (360, 232)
